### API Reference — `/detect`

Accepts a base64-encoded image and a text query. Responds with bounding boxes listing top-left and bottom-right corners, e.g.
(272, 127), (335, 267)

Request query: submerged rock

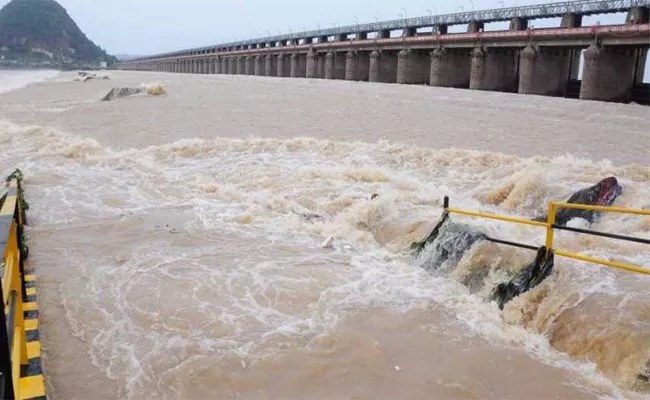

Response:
(101, 84), (166, 101)
(491, 246), (554, 309)
(101, 87), (145, 101)
(417, 220), (487, 274)
(533, 176), (622, 226)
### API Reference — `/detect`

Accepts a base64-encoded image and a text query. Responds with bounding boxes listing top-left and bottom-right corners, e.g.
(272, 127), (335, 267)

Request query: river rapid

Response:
(0, 70), (648, 400)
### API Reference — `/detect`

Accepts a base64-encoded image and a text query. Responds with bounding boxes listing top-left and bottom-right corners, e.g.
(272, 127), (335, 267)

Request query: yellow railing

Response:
(547, 202), (650, 275)
(0, 171), (29, 399)
(443, 196), (650, 276)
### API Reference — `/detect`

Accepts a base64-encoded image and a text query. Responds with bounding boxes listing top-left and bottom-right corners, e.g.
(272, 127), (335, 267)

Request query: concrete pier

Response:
(343, 51), (370, 81)
(236, 57), (245, 75)
(325, 51), (346, 80)
(345, 51), (357, 81)
(221, 58), (229, 74)
(369, 50), (398, 83)
(245, 56), (255, 75)
(397, 49), (430, 85)
(277, 54), (290, 77)
(290, 53), (307, 78)
(470, 47), (519, 92)
(255, 55), (264, 76)
(429, 47), (471, 88)
(467, 21), (484, 33)
(265, 54), (277, 77)
(509, 17), (528, 31)
(580, 43), (637, 102)
(627, 6), (649, 24)
(229, 58), (237, 75)
(518, 45), (571, 96)
(306, 50), (318, 78)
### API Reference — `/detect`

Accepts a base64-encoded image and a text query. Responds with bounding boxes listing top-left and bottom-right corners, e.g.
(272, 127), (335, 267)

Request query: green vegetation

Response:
(0, 0), (117, 67)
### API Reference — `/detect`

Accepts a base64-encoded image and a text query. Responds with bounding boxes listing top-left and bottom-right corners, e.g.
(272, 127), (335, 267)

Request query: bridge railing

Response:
(0, 170), (29, 400)
(443, 196), (650, 275)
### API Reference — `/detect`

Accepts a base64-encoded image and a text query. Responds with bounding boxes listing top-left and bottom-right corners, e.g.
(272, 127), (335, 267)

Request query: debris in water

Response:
(101, 84), (166, 101)
(321, 236), (335, 249)
(75, 71), (110, 82)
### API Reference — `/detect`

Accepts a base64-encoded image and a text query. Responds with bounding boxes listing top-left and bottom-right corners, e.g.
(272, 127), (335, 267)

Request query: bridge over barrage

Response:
(117, 0), (650, 104)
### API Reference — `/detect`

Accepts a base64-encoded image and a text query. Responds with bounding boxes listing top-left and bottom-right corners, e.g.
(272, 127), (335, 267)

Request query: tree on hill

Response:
(0, 0), (117, 65)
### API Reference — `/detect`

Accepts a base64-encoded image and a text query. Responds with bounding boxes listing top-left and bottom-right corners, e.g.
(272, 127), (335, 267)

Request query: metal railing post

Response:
(545, 202), (557, 254)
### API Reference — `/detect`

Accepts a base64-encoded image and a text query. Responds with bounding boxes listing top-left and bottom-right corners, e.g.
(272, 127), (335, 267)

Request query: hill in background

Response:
(0, 0), (117, 69)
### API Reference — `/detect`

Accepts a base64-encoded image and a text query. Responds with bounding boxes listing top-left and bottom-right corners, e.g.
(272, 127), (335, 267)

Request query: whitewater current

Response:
(0, 70), (648, 400)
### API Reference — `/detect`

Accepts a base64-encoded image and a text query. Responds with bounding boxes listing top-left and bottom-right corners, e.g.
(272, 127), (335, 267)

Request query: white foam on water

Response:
(0, 69), (60, 94)
(1, 120), (649, 399)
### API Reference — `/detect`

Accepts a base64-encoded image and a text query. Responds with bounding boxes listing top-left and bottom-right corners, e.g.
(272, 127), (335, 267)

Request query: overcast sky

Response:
(0, 0), (628, 55)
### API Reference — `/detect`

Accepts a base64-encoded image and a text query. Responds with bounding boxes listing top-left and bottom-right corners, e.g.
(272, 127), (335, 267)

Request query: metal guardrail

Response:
(443, 196), (650, 275)
(128, 0), (650, 62)
(0, 171), (29, 400)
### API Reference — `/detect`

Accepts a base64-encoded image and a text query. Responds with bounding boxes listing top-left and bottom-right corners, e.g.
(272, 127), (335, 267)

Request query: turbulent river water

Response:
(0, 70), (648, 400)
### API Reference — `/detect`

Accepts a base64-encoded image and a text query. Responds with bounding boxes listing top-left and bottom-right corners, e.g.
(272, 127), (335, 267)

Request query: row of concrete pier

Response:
(118, 6), (650, 104)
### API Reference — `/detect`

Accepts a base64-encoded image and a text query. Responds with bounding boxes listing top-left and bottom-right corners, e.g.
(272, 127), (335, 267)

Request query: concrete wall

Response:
(291, 53), (307, 78)
(518, 45), (571, 96)
(277, 54), (290, 77)
(344, 51), (370, 81)
(369, 50), (398, 83)
(581, 44), (637, 102)
(245, 56), (255, 75)
(221, 58), (229, 74)
(229, 58), (237, 75)
(430, 47), (471, 88)
(306, 51), (318, 78)
(325, 52), (346, 80)
(470, 47), (519, 92)
(265, 54), (277, 76)
(397, 49), (430, 85)
(255, 55), (264, 76)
